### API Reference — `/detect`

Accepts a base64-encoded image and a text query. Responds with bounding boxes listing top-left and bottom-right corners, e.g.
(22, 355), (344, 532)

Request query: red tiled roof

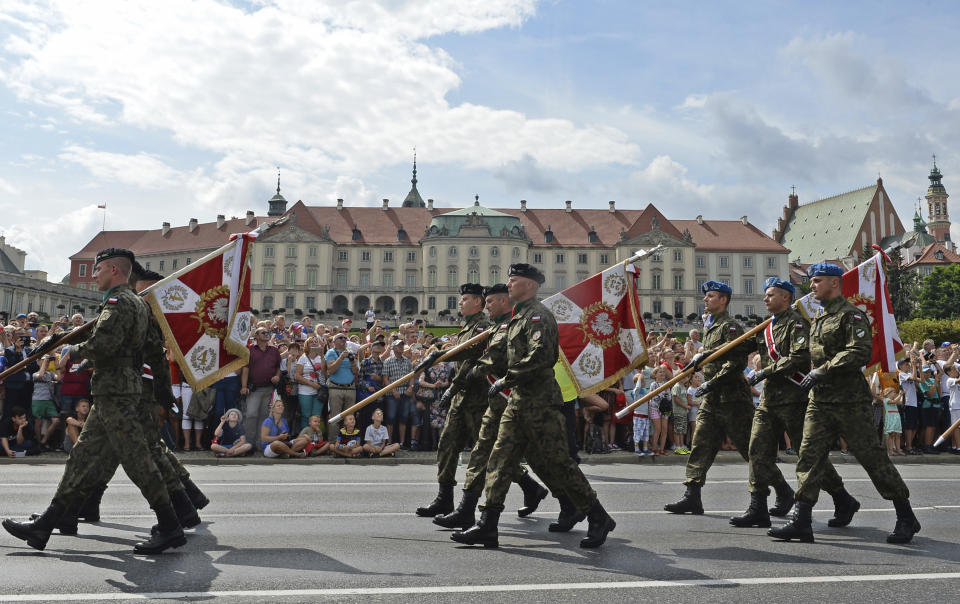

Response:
(500, 208), (642, 247)
(906, 242), (960, 266)
(298, 202), (439, 246)
(673, 219), (790, 252)
(70, 230), (149, 260)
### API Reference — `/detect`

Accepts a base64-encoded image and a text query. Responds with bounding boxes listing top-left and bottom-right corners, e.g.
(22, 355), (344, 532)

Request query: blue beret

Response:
(806, 262), (844, 278)
(763, 276), (795, 297)
(701, 280), (732, 295)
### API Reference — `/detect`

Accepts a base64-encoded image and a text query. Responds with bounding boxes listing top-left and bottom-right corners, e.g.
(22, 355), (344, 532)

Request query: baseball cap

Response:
(942, 342), (952, 347)
(921, 364), (932, 372)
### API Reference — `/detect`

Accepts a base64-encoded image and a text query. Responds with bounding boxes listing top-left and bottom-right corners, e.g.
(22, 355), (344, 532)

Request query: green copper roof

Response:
(442, 201), (514, 218)
(426, 202), (526, 239)
(779, 184), (877, 263)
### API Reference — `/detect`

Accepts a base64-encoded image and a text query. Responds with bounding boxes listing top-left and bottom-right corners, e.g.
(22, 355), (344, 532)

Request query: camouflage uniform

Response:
(52, 284), (172, 509)
(794, 295), (910, 504)
(86, 314), (187, 495)
(684, 310), (757, 487)
(479, 298), (596, 514)
(435, 312), (492, 487)
(462, 313), (558, 496)
(749, 307), (844, 496)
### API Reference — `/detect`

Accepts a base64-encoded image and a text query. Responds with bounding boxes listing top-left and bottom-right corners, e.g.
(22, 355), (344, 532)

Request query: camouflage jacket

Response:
(447, 312), (492, 404)
(472, 311), (513, 390)
(754, 306), (811, 406)
(701, 310), (751, 404)
(141, 312), (174, 407)
(499, 297), (560, 405)
(809, 295), (873, 404)
(75, 283), (148, 396)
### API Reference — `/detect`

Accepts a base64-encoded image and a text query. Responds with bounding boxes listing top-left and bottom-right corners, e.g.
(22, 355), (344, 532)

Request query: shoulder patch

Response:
(106, 297), (119, 304)
(531, 315), (541, 322)
(475, 327), (484, 333)
(499, 324), (508, 330)
(794, 322), (805, 330)
(852, 314), (864, 321)
(729, 326), (737, 332)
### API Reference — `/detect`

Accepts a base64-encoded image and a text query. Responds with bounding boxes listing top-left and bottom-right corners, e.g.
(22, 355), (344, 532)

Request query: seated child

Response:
(64, 398), (90, 454)
(298, 414), (330, 456)
(1, 407), (40, 457)
(333, 413), (363, 458)
(260, 398), (307, 458)
(211, 408), (254, 457)
(362, 408), (400, 457)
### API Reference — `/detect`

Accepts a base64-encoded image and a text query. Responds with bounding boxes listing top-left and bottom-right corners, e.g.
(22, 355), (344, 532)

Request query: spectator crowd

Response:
(2, 308), (959, 463)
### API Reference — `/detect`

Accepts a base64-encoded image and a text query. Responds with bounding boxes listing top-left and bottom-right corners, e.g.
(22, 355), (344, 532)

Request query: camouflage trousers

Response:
(54, 395), (171, 509)
(749, 403), (843, 496)
(684, 397), (754, 487)
(463, 396), (559, 496)
(482, 400), (596, 514)
(91, 402), (187, 495)
(436, 398), (486, 487)
(795, 400), (909, 504)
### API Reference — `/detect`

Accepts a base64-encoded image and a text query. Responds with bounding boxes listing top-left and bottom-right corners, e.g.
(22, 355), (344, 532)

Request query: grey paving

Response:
(0, 460), (958, 602)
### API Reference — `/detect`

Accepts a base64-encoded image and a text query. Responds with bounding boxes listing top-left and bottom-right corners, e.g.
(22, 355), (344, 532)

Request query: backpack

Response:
(583, 423), (607, 454)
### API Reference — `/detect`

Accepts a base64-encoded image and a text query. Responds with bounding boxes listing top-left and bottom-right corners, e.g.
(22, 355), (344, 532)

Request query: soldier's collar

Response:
(707, 310), (729, 322)
(821, 296), (847, 312)
(513, 297), (536, 312)
(494, 312), (511, 323)
(101, 284), (126, 302)
(464, 312), (484, 322)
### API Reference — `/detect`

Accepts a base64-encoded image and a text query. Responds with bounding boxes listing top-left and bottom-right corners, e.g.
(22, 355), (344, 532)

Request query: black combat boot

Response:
(768, 481), (795, 517)
(134, 504), (186, 555)
(416, 484), (454, 517)
(549, 495), (586, 532)
(516, 473), (548, 518)
(3, 502), (67, 551)
(767, 501), (814, 543)
(664, 484), (704, 515)
(30, 500), (81, 535)
(886, 499), (921, 544)
(181, 477), (210, 510)
(78, 483), (107, 522)
(450, 509), (500, 548)
(433, 490), (479, 529)
(151, 489), (200, 534)
(580, 501), (616, 548)
(827, 489), (860, 527)
(730, 492), (771, 528)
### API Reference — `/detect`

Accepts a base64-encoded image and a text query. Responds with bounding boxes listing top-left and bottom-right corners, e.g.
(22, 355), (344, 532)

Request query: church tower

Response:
(401, 151), (426, 208)
(926, 155), (952, 249)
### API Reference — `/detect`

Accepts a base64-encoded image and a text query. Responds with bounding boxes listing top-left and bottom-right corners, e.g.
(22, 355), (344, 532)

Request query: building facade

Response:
(2, 236), (100, 321)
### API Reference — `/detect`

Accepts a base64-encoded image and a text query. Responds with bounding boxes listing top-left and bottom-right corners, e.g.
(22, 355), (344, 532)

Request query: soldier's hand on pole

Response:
(487, 378), (505, 398)
(747, 370), (767, 387)
(438, 386), (456, 410)
(683, 352), (706, 373)
(693, 379), (714, 398)
(414, 349), (443, 373)
(800, 367), (825, 392)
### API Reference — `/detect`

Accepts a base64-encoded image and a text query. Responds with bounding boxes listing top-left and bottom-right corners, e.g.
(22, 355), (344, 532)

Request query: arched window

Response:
(469, 246), (479, 258)
(468, 268), (479, 282)
(449, 246), (457, 257)
(428, 267), (437, 288)
(490, 266), (501, 283)
(491, 246), (499, 258)
(512, 247), (520, 259)
(429, 246), (437, 258)
(447, 267), (458, 287)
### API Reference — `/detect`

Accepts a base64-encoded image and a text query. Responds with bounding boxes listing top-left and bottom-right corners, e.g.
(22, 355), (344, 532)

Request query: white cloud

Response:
(58, 145), (183, 189)
(0, 175), (17, 193)
(1, 0), (636, 209)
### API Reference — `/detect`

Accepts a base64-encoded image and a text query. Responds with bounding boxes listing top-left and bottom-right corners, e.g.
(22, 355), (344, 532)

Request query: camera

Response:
(347, 353), (355, 361)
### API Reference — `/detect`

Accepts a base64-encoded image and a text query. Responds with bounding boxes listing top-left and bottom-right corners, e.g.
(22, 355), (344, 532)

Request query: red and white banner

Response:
(544, 261), (648, 396)
(796, 250), (904, 374)
(144, 232), (257, 391)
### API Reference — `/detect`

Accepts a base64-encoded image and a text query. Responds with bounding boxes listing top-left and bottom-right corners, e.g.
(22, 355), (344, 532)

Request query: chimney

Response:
(565, 200), (572, 212)
(217, 214), (226, 229)
(245, 210), (255, 226)
(696, 215), (704, 225)
(608, 200), (616, 213)
(427, 198), (434, 210)
(162, 222), (171, 236)
(520, 199), (527, 212)
(382, 198), (389, 210)
(741, 215), (749, 226)
(188, 218), (198, 233)
(336, 198), (344, 211)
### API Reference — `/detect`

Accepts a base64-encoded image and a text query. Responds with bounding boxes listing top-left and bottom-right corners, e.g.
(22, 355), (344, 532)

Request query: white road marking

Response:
(3, 572), (960, 600)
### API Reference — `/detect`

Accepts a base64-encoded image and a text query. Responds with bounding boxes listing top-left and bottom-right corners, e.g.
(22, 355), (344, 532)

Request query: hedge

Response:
(896, 318), (960, 347)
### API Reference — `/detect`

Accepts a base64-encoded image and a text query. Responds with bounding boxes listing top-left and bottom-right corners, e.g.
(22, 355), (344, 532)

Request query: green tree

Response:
(886, 247), (919, 321)
(915, 264), (960, 319)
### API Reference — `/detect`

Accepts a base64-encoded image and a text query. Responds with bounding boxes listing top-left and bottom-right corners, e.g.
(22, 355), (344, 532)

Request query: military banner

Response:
(796, 249), (904, 375)
(144, 232), (256, 391)
(544, 260), (648, 396)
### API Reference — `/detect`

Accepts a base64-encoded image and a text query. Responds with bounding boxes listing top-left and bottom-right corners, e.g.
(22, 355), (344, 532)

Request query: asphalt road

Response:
(1, 460), (958, 602)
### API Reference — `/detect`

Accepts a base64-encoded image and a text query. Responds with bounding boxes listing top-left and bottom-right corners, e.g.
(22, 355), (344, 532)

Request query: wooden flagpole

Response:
(327, 326), (495, 426)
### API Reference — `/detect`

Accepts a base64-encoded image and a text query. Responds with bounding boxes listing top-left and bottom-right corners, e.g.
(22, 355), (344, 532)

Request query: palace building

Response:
(69, 164), (791, 323)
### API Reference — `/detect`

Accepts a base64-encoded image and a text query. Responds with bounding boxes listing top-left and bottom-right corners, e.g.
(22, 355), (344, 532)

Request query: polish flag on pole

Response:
(543, 259), (648, 396)
(143, 231), (260, 391)
(796, 247), (904, 374)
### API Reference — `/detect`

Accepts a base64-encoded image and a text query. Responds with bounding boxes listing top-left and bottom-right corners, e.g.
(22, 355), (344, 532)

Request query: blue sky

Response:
(1, 0), (958, 279)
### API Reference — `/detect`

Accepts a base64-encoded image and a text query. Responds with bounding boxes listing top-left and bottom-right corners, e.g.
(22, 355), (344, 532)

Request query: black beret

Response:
(95, 248), (135, 266)
(459, 283), (484, 297)
(508, 263), (545, 285)
(483, 283), (509, 297)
